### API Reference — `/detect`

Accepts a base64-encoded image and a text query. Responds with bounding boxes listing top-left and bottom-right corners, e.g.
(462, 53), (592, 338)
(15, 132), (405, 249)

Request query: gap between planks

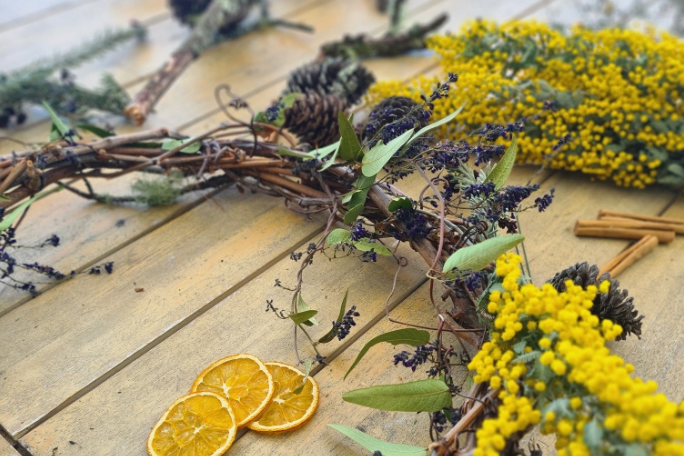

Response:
(12, 216), (328, 439)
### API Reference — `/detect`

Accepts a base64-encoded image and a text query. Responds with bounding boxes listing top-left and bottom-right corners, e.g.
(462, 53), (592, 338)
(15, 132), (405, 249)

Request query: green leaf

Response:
(290, 310), (319, 326)
(583, 418), (602, 450)
(280, 92), (301, 109)
(161, 139), (201, 154)
(388, 197), (412, 212)
(0, 194), (11, 202)
(401, 104), (464, 153)
(327, 229), (352, 246)
(296, 294), (318, 326)
(319, 146), (340, 171)
(0, 187), (62, 232)
(276, 146), (308, 159)
(343, 174), (377, 225)
(353, 240), (392, 256)
(344, 203), (366, 225)
(361, 128), (414, 177)
(338, 112), (362, 161)
(485, 136), (517, 190)
(624, 444), (649, 456)
(512, 350), (540, 364)
(443, 234), (525, 274)
(543, 398), (572, 419)
(42, 101), (70, 138)
(306, 141), (340, 160)
(343, 379), (452, 412)
(318, 290), (349, 344)
(327, 424), (426, 456)
(293, 359), (312, 394)
(77, 124), (114, 138)
(344, 328), (429, 379)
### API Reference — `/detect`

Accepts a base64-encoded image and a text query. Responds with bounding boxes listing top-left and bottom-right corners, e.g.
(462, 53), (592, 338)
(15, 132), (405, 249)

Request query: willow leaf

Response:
(361, 128), (414, 177)
(290, 310), (319, 326)
(327, 229), (352, 246)
(485, 135), (517, 189)
(342, 379), (451, 412)
(344, 328), (429, 379)
(443, 234), (524, 274)
(328, 424), (426, 456)
(338, 112), (362, 161)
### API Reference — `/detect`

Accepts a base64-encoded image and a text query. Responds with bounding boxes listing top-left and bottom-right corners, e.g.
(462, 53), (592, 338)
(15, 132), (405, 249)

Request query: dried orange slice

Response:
(247, 361), (319, 433)
(190, 354), (274, 427)
(147, 392), (237, 456)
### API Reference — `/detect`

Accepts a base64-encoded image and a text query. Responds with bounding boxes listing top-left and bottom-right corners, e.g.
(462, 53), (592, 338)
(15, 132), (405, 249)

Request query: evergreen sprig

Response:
(0, 24), (146, 127)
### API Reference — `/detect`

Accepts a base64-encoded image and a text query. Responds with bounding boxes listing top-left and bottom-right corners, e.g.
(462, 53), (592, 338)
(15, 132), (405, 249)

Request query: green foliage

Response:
(161, 138), (202, 154)
(131, 171), (184, 206)
(399, 104), (464, 155)
(327, 424), (426, 456)
(344, 328), (430, 379)
(293, 359), (312, 395)
(343, 174), (376, 225)
(0, 187), (62, 231)
(343, 379), (452, 412)
(317, 290), (349, 344)
(295, 293), (318, 326)
(361, 128), (414, 177)
(388, 197), (412, 212)
(338, 112), (363, 161)
(443, 234), (525, 275)
(326, 229), (352, 246)
(485, 135), (517, 190)
(1, 26), (144, 122)
(289, 310), (319, 326)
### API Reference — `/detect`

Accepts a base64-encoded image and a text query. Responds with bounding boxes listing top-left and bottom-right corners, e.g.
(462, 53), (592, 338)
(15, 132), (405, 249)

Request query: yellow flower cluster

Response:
(367, 20), (684, 187)
(468, 253), (684, 456)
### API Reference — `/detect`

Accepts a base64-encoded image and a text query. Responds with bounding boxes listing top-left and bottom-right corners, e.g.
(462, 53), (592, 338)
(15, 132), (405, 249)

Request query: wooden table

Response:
(0, 1), (681, 455)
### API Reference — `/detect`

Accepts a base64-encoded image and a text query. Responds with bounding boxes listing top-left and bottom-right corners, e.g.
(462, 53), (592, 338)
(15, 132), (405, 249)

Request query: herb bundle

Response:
(368, 20), (684, 188)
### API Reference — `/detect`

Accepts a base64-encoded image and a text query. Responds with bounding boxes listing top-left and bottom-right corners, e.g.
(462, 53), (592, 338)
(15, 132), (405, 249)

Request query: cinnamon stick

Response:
(598, 209), (684, 226)
(599, 235), (659, 278)
(598, 213), (684, 235)
(574, 220), (675, 243)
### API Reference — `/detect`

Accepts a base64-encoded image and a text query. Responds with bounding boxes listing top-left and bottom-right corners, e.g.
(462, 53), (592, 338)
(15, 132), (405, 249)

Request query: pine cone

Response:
(168, 0), (212, 25)
(283, 58), (375, 106)
(168, 0), (249, 31)
(283, 93), (348, 147)
(548, 262), (644, 340)
(362, 96), (428, 142)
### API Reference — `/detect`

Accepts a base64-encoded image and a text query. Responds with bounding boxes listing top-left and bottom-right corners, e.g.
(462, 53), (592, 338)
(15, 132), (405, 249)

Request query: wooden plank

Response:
(0, 438), (19, 456)
(185, 0), (548, 135)
(516, 171), (676, 284)
(608, 196), (684, 401)
(0, 0), (103, 33)
(0, 171), (232, 315)
(0, 0), (344, 313)
(0, 187), (326, 437)
(19, 234), (428, 454)
(231, 282), (442, 455)
(0, 0), (325, 131)
(0, 0), (169, 73)
(130, 0), (443, 130)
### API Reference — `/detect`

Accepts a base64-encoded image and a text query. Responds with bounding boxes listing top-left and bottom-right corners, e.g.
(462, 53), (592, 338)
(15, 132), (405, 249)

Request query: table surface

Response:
(0, 0), (682, 455)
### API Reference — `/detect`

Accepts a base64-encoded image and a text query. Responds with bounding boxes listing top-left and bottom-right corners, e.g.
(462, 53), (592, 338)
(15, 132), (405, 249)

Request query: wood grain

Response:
(0, 438), (19, 456)
(231, 282), (445, 455)
(0, 187), (325, 437)
(19, 234), (428, 454)
(516, 171), (676, 284)
(608, 195), (684, 402)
